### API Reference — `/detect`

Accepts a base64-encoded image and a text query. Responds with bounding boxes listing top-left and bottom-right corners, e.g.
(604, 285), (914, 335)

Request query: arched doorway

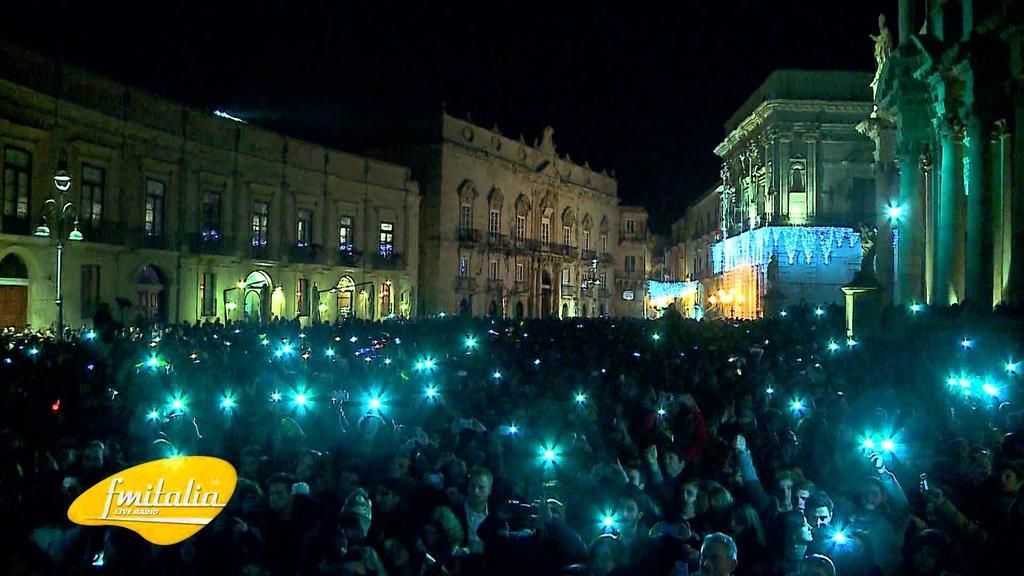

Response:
(541, 271), (553, 317)
(459, 298), (471, 316)
(336, 276), (355, 320)
(135, 265), (168, 324)
(0, 254), (29, 329)
(241, 270), (272, 322)
(514, 301), (524, 319)
(488, 300), (498, 317)
(582, 304), (589, 318)
(561, 303), (569, 318)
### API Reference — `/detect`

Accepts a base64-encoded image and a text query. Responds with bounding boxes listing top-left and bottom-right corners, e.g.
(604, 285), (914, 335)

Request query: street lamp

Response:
(35, 159), (82, 340)
(885, 200), (905, 304)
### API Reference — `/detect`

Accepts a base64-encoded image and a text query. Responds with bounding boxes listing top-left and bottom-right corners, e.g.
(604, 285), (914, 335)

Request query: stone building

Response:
(862, 0), (1024, 308)
(614, 205), (651, 317)
(0, 45), (420, 330)
(707, 70), (875, 318)
(381, 115), (636, 318)
(664, 184), (721, 317)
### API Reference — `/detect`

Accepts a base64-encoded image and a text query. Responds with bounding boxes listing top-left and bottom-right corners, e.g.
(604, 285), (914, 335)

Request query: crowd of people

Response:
(1, 302), (1023, 575)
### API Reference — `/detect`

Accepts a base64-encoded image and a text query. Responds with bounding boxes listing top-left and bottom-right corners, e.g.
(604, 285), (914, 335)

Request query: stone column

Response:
(990, 121), (1011, 304)
(897, 141), (921, 303)
(934, 117), (961, 305)
(964, 118), (992, 308)
(806, 133), (819, 218)
(898, 0), (915, 46)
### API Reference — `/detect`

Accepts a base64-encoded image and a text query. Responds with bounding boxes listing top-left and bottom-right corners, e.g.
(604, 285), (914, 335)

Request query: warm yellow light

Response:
(737, 295), (745, 303)
(317, 303), (328, 313)
(237, 281), (246, 289)
(709, 295), (718, 305)
(225, 302), (237, 311)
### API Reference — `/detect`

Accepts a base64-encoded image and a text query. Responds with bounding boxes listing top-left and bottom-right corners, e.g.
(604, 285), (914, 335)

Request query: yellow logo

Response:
(67, 456), (237, 545)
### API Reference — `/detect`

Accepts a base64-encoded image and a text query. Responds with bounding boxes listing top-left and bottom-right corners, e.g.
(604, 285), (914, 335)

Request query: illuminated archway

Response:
(336, 275), (355, 319)
(241, 270), (272, 322)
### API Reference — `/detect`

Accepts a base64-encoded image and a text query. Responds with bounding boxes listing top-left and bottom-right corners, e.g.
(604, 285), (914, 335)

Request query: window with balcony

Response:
(251, 201), (269, 246)
(81, 165), (104, 227)
(296, 278), (309, 316)
(583, 230), (591, 251)
(201, 272), (216, 316)
(201, 192), (221, 238)
(601, 233), (608, 253)
(625, 255), (636, 273)
(460, 204), (472, 231)
(561, 268), (571, 286)
(516, 263), (524, 283)
(625, 219), (636, 235)
(516, 215), (526, 239)
(541, 217), (550, 244)
(296, 208), (312, 247)
(562, 225), (571, 246)
(3, 147), (31, 223)
(379, 222), (394, 256)
(488, 209), (500, 240)
(488, 260), (498, 280)
(459, 256), (469, 278)
(144, 180), (165, 236)
(338, 216), (353, 251)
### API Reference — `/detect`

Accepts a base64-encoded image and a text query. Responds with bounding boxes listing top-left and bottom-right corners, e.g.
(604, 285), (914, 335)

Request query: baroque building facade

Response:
(0, 45), (420, 330)
(702, 70), (876, 318)
(863, 0), (1024, 308)
(383, 115), (647, 319)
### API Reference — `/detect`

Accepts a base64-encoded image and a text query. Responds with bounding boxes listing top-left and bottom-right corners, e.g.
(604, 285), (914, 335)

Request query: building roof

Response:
(724, 69), (873, 133)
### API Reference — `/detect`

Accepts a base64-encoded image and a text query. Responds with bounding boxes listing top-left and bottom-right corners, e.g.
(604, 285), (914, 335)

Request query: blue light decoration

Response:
(827, 340), (841, 352)
(909, 302), (924, 314)
(492, 370), (502, 379)
(814, 307), (826, 318)
(983, 382), (999, 397)
(574, 391), (587, 404)
(219, 391), (237, 412)
(538, 443), (561, 467)
(711, 226), (860, 274)
(880, 438), (896, 453)
(831, 530), (849, 545)
(146, 408), (160, 422)
(84, 330), (97, 340)
(424, 384), (439, 400)
(506, 423), (520, 435)
(599, 510), (618, 533)
(464, 335), (478, 350)
(1006, 361), (1021, 375)
(961, 338), (974, 350)
(167, 392), (188, 413)
(790, 398), (805, 415)
(290, 387), (314, 414)
(647, 280), (700, 309)
(270, 390), (283, 403)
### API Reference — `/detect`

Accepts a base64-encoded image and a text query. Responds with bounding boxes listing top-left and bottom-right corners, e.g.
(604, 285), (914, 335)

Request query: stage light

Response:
(368, 397), (381, 410)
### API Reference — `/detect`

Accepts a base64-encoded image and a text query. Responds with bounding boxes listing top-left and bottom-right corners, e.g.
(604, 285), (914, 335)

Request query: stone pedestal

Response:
(842, 277), (883, 339)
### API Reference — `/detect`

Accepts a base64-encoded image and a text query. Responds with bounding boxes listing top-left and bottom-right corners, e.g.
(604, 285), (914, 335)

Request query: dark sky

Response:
(4, 0), (892, 233)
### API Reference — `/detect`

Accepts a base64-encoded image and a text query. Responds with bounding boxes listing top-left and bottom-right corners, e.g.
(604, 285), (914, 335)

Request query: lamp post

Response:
(35, 160), (82, 340)
(885, 200), (905, 304)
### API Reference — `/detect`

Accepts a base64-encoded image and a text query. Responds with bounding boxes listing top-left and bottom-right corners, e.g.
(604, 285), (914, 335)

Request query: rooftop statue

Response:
(869, 13), (893, 101)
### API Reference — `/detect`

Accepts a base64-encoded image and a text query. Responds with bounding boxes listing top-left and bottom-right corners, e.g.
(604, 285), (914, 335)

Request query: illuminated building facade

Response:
(667, 184), (721, 317)
(0, 45), (420, 330)
(862, 0), (1024, 308)
(708, 70), (877, 318)
(614, 205), (651, 317)
(381, 115), (632, 318)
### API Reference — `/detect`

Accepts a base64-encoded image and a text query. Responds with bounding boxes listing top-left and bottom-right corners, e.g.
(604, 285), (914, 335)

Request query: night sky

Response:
(4, 1), (892, 233)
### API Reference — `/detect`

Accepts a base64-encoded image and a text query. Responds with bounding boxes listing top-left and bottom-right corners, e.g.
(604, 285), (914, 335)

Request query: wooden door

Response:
(0, 285), (28, 328)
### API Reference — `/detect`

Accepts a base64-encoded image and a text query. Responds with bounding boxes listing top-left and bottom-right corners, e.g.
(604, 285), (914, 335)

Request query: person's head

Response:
(682, 479), (702, 510)
(296, 449), (322, 482)
(617, 494), (642, 529)
(626, 467), (644, 490)
(781, 510), (813, 547)
(340, 546), (386, 576)
(466, 466), (493, 508)
(589, 534), (626, 576)
(706, 482), (735, 518)
(372, 482), (401, 513)
(775, 472), (795, 509)
(859, 478), (885, 511)
(793, 480), (815, 512)
(239, 446), (262, 479)
(82, 440), (105, 472)
(998, 461), (1022, 495)
(267, 473), (295, 516)
(798, 554), (836, 576)
(806, 493), (834, 530)
(700, 532), (738, 576)
(729, 504), (764, 546)
(431, 506), (465, 550)
(911, 529), (949, 575)
(663, 447), (685, 478)
(234, 478), (265, 517)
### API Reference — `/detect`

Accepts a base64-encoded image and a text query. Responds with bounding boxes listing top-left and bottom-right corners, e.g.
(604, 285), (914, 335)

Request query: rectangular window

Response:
(488, 209), (500, 239)
(561, 268), (571, 286)
(459, 256), (469, 278)
(3, 147), (31, 220)
(601, 233), (608, 253)
(489, 260), (499, 280)
(625, 219), (636, 234)
(201, 192), (221, 236)
(562, 226), (571, 246)
(200, 272), (216, 316)
(516, 215), (526, 239)
(81, 265), (100, 318)
(251, 201), (269, 246)
(296, 208), (312, 247)
(378, 221), (394, 256)
(296, 278), (309, 316)
(541, 217), (550, 244)
(144, 180), (165, 236)
(583, 230), (591, 251)
(460, 204), (472, 231)
(625, 255), (636, 273)
(516, 263), (524, 283)
(338, 216), (353, 250)
(81, 165), (104, 226)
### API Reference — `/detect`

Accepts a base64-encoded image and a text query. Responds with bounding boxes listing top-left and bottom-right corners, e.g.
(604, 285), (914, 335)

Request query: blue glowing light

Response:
(961, 338), (973, 350)
(538, 444), (561, 466)
(464, 335), (478, 350)
(168, 393), (187, 412)
(827, 341), (840, 352)
(384, 357), (392, 365)
(832, 530), (849, 545)
(909, 302), (924, 314)
(295, 393), (308, 406)
(885, 202), (905, 222)
(847, 338), (858, 348)
(27, 347), (39, 356)
(424, 385), (439, 399)
(862, 438), (876, 450)
(815, 307), (826, 317)
(350, 336), (358, 343)
(657, 407), (667, 417)
(780, 310), (789, 317)
(270, 391), (282, 402)
(652, 333), (661, 342)
(534, 358), (541, 366)
(220, 392), (237, 411)
(983, 383), (999, 397)
(881, 439), (896, 453)
(766, 387), (775, 395)
(146, 409), (160, 422)
(647, 280), (700, 302)
(790, 399), (805, 413)
(492, 370), (502, 379)
(575, 392), (587, 404)
(1005, 361), (1020, 375)
(84, 330), (97, 340)
(711, 226), (860, 274)
(325, 348), (335, 357)
(507, 424), (519, 435)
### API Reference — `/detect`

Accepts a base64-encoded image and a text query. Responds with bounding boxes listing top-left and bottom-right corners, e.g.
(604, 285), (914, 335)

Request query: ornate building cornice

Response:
(715, 99), (872, 158)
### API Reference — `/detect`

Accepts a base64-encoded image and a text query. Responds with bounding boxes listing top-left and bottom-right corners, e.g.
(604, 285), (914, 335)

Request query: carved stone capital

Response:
(991, 119), (1010, 142)
(919, 150), (933, 174)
